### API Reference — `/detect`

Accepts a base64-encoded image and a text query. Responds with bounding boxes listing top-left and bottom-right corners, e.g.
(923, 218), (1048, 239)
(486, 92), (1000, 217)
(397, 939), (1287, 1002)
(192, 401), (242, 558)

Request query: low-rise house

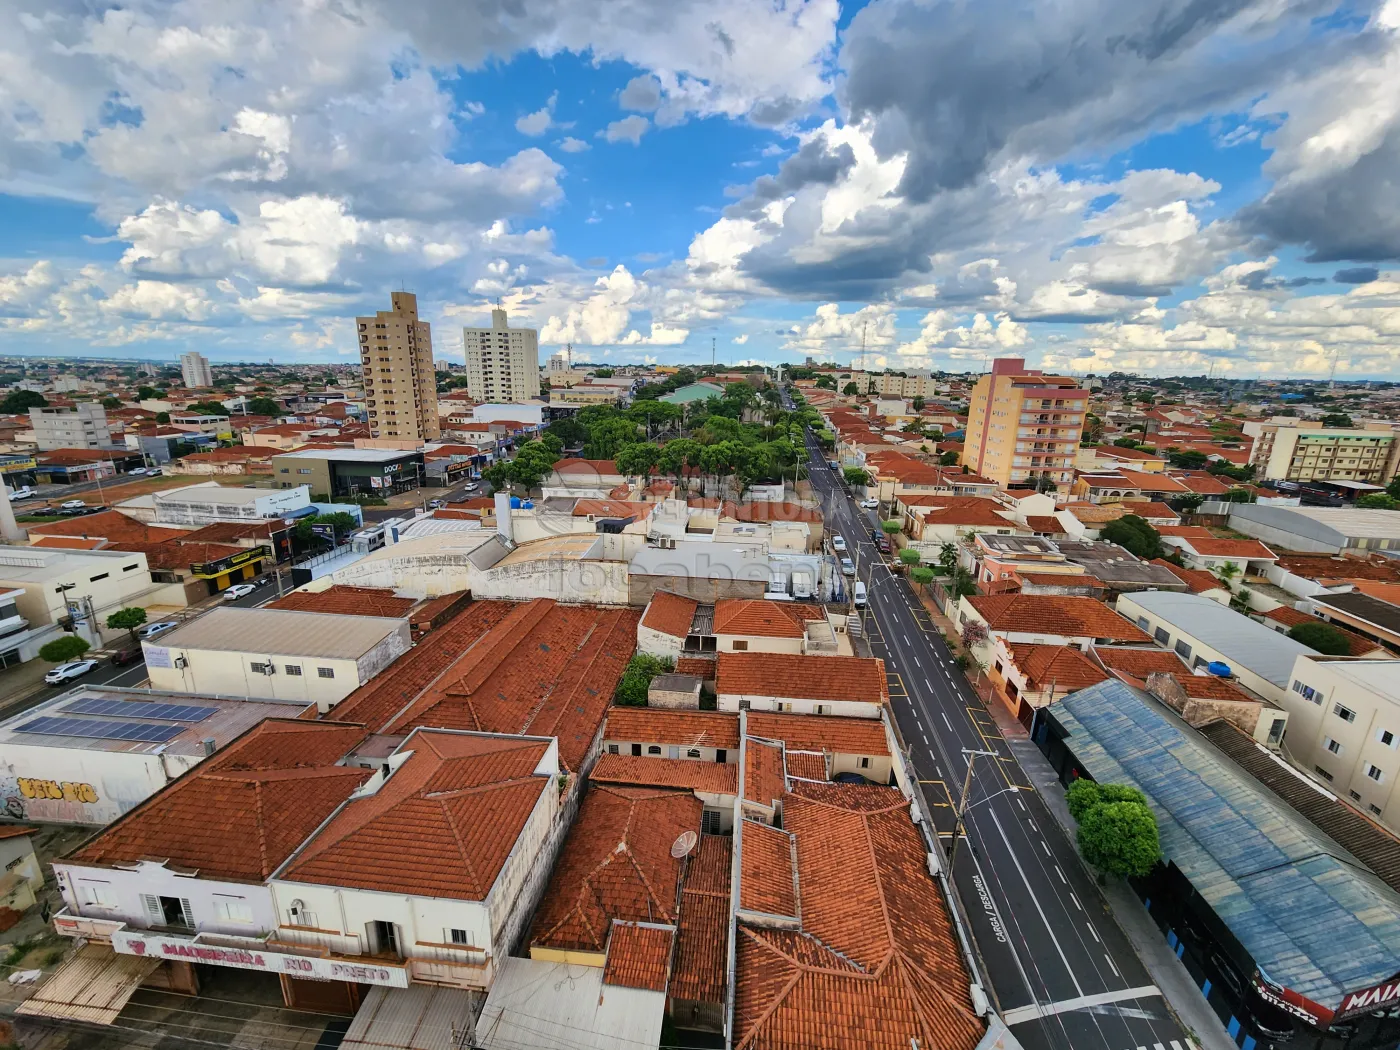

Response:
(716, 652), (888, 717)
(745, 710), (893, 784)
(1257, 604), (1388, 657)
(971, 534), (1084, 594)
(896, 495), (1026, 556)
(1053, 540), (1192, 595)
(1158, 526), (1278, 576)
(1072, 469), (1190, 503)
(988, 641), (1109, 724)
(144, 608), (410, 712)
(1311, 590), (1400, 653)
(952, 594), (1152, 665)
(1149, 558), (1231, 603)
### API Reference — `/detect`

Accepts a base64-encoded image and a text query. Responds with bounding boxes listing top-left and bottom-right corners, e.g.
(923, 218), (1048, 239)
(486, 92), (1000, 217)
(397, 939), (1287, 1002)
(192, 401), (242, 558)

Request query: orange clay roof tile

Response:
(966, 595), (1151, 642)
(268, 585), (416, 618)
(671, 834), (732, 1005)
(744, 737), (786, 809)
(66, 720), (368, 882)
(590, 754), (738, 795)
(641, 591), (700, 638)
(740, 820), (798, 917)
(745, 712), (890, 757)
(718, 653), (888, 705)
(530, 785), (702, 954)
(603, 708), (740, 749)
(1006, 644), (1110, 692)
(603, 921), (676, 992)
(733, 783), (982, 1050)
(713, 599), (807, 638)
(1150, 559), (1226, 594)
(281, 731), (551, 901)
(783, 751), (828, 781)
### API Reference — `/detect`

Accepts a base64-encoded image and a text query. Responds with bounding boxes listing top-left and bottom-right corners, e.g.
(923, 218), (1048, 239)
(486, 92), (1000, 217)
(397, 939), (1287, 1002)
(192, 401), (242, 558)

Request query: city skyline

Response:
(1, 1), (1399, 378)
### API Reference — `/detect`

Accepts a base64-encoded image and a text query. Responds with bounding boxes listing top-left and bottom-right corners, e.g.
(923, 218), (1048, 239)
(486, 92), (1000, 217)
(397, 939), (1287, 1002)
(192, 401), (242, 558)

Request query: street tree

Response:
(613, 442), (660, 486)
(1077, 800), (1161, 881)
(898, 547), (921, 568)
(1288, 621), (1354, 655)
(106, 607), (148, 646)
(842, 382), (860, 396)
(880, 519), (902, 535)
(1100, 515), (1163, 560)
(910, 566), (934, 593)
(39, 636), (90, 663)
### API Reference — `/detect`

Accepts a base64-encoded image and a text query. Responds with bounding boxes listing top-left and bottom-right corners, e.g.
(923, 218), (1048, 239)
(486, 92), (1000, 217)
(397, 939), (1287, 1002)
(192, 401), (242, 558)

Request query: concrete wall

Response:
(636, 623), (684, 660)
(716, 693), (881, 719)
(0, 835), (43, 894)
(54, 859), (279, 938)
(472, 556), (629, 605)
(0, 745), (195, 825)
(629, 575), (765, 607)
(146, 648), (368, 712)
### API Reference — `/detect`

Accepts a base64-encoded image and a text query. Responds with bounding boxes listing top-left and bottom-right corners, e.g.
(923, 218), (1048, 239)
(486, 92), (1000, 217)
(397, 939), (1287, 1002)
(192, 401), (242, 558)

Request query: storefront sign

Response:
(1252, 974), (1334, 1028)
(112, 930), (408, 987)
(1335, 971), (1400, 1023)
(190, 545), (270, 579)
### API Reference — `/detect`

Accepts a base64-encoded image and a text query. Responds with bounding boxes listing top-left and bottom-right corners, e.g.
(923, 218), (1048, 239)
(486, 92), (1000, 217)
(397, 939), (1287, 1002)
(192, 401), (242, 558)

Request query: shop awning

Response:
(340, 985), (481, 1050)
(16, 943), (159, 1026)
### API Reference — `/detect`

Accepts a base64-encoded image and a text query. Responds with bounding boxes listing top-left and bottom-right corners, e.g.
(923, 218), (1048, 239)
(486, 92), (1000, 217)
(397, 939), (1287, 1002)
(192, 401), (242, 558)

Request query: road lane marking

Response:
(1106, 954), (1120, 977)
(1041, 841), (1051, 857)
(941, 711), (952, 731)
(999, 985), (1160, 1025)
(1086, 922), (1100, 943)
(988, 808), (1083, 995)
(1070, 892), (1082, 911)
(1054, 864), (1067, 884)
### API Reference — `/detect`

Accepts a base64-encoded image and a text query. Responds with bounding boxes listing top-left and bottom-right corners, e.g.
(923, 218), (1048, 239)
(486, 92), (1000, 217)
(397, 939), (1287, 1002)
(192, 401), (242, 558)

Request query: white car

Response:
(60, 499), (86, 509)
(7, 486), (34, 501)
(139, 620), (179, 639)
(44, 659), (98, 685)
(860, 498), (879, 509)
(841, 557), (856, 577)
(128, 467), (148, 476)
(832, 535), (847, 552)
(223, 583), (257, 601)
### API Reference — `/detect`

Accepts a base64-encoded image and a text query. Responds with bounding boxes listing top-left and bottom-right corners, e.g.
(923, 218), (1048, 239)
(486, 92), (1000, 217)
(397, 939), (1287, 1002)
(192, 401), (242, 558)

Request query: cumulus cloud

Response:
(602, 115), (651, 145)
(516, 92), (558, 136)
(557, 137), (590, 153)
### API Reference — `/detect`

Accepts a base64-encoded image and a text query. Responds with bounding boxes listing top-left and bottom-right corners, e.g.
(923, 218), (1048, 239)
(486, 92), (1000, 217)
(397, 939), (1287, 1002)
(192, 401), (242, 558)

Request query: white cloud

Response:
(732, 333), (749, 344)
(515, 91), (558, 136)
(557, 137), (590, 152)
(602, 115), (651, 145)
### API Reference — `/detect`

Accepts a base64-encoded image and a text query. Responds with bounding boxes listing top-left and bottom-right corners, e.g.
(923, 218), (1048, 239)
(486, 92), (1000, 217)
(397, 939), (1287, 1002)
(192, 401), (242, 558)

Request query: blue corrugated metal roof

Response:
(1055, 679), (1400, 1011)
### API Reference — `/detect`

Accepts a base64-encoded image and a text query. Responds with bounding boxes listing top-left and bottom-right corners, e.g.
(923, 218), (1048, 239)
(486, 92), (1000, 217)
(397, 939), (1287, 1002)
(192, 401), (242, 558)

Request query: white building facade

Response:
(463, 309), (540, 404)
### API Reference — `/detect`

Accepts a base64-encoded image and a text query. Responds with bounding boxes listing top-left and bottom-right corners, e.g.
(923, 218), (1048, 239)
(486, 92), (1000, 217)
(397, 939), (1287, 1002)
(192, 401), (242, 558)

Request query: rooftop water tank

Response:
(521, 499), (534, 509)
(1207, 661), (1232, 677)
(509, 496), (523, 509)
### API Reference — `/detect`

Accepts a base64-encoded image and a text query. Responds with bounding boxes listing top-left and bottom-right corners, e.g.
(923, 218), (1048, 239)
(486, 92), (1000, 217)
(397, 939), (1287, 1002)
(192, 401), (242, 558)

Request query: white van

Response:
(792, 572), (814, 600)
(853, 581), (867, 608)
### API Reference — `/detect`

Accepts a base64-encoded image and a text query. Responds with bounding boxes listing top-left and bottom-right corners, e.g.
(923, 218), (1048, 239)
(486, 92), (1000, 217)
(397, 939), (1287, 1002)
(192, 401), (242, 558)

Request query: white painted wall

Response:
(0, 834), (43, 893)
(636, 623), (684, 659)
(54, 859), (278, 938)
(716, 693), (881, 719)
(0, 745), (195, 825)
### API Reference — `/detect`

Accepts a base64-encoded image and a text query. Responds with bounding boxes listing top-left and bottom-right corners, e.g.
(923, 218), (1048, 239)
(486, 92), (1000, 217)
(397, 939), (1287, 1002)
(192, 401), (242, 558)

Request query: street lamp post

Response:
(946, 748), (999, 874)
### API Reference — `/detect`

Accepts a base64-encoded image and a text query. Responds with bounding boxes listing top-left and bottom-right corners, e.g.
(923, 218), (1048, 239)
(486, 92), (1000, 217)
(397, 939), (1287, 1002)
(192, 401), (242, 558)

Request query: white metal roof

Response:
(150, 607), (405, 659)
(477, 957), (665, 1050)
(277, 447), (421, 462)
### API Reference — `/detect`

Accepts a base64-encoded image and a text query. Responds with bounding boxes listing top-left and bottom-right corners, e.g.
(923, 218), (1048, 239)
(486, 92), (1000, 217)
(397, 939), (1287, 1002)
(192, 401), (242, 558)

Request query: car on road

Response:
(110, 647), (144, 666)
(60, 505), (95, 516)
(222, 583), (257, 601)
(128, 467), (148, 476)
(831, 535), (847, 552)
(146, 468), (162, 476)
(60, 499), (86, 509)
(859, 498), (879, 509)
(138, 620), (179, 639)
(7, 486), (34, 501)
(428, 499), (447, 509)
(464, 481), (480, 491)
(877, 535), (891, 555)
(44, 659), (98, 685)
(840, 557), (855, 576)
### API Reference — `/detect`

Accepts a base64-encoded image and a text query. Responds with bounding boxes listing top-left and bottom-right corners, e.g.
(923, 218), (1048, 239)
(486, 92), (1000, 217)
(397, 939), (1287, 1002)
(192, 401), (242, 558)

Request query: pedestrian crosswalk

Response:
(1122, 1041), (1200, 1050)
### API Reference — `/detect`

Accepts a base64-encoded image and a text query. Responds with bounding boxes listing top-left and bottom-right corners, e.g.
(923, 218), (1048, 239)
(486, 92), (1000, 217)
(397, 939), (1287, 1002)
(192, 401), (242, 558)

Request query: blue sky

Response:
(1, 0), (1397, 377)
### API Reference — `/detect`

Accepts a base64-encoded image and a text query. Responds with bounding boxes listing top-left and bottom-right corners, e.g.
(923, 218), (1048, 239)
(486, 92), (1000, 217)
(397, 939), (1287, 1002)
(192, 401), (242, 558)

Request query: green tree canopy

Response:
(154, 411), (171, 424)
(911, 396), (925, 410)
(1113, 436), (1146, 448)
(910, 566), (934, 591)
(938, 450), (959, 466)
(1386, 476), (1400, 501)
(185, 400), (229, 416)
(1357, 493), (1398, 510)
(101, 397), (124, 410)
(105, 607), (148, 645)
(1066, 779), (1148, 821)
(1077, 799), (1161, 880)
(842, 382), (860, 396)
(136, 385), (161, 401)
(842, 467), (869, 486)
(613, 442), (660, 481)
(544, 417), (589, 450)
(880, 519), (902, 535)
(1100, 515), (1163, 560)
(39, 636), (90, 663)
(245, 397), (284, 416)
(898, 547), (921, 566)
(1320, 412), (1354, 428)
(614, 653), (674, 707)
(1288, 620), (1354, 655)
(0, 389), (46, 413)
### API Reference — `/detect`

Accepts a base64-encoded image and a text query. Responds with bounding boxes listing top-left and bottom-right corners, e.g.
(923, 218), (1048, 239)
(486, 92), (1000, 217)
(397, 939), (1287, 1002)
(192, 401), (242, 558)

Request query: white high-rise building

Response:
(180, 351), (213, 389)
(463, 309), (540, 403)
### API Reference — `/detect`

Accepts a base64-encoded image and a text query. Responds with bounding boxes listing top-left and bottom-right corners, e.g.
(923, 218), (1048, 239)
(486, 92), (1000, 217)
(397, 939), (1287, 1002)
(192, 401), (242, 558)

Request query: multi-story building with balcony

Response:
(355, 292), (440, 443)
(463, 308), (540, 404)
(1245, 419), (1397, 484)
(963, 358), (1087, 493)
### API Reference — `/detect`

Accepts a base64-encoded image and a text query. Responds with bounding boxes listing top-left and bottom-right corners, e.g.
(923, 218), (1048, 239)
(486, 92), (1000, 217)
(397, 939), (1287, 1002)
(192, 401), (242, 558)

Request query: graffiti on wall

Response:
(0, 773), (100, 821)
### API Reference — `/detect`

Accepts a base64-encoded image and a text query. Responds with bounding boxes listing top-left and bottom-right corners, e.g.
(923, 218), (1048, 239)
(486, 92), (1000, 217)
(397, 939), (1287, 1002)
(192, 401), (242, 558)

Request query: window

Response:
(647, 745), (662, 755)
(1351, 790), (1362, 802)
(213, 896), (253, 924)
(449, 928), (472, 946)
(686, 748), (701, 759)
(285, 664), (302, 676)
(1371, 804), (1384, 817)
(317, 667), (335, 679)
(1367, 764), (1385, 783)
(1325, 737), (1343, 755)
(297, 468), (312, 474)
(1379, 729), (1397, 749)
(607, 743), (619, 755)
(250, 662), (271, 675)
(89, 573), (109, 582)
(1136, 616), (1150, 630)
(731, 640), (748, 651)
(816, 704), (830, 715)
(715, 749), (727, 763)
(1314, 765), (1334, 782)
(702, 809), (722, 834)
(1174, 640), (1192, 661)
(1334, 703), (1357, 723)
(78, 880), (115, 908)
(860, 756), (871, 769)
(1153, 627), (1170, 645)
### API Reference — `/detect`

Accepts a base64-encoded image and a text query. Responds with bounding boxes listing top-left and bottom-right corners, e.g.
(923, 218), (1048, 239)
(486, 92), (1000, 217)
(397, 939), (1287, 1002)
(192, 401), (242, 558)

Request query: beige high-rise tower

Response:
(463, 308), (540, 403)
(964, 357), (1087, 492)
(356, 292), (440, 442)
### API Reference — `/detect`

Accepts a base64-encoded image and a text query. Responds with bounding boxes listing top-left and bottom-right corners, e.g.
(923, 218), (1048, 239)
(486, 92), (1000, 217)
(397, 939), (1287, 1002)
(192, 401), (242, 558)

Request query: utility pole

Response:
(946, 749), (998, 873)
(860, 319), (868, 373)
(711, 337), (716, 369)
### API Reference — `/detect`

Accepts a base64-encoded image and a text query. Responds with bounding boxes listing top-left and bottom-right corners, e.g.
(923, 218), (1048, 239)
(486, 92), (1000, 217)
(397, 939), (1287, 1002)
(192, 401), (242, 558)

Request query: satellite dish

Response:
(671, 831), (699, 859)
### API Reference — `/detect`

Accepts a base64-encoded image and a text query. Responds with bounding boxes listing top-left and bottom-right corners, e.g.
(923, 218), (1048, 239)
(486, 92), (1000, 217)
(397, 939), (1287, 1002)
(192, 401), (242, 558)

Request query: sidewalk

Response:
(1000, 716), (1235, 1050)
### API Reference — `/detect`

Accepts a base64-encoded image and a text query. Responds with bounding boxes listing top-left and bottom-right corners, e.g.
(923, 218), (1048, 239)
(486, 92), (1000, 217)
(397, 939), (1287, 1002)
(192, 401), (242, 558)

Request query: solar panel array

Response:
(16, 716), (185, 743)
(63, 697), (217, 722)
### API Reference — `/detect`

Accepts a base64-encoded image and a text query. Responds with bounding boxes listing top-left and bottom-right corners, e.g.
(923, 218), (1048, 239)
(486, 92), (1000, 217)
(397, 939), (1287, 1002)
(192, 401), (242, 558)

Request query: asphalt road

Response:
(804, 431), (1196, 1050)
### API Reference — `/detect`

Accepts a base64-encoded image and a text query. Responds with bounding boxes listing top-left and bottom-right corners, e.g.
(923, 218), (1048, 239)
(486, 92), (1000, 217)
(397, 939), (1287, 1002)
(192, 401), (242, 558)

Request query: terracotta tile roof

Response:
(27, 510), (165, 544)
(1256, 608), (1381, 656)
(604, 708), (740, 750)
(29, 536), (106, 550)
(641, 591), (700, 638)
(281, 731), (551, 901)
(530, 785), (702, 953)
(675, 655), (718, 679)
(1166, 471), (1232, 495)
(603, 921), (675, 991)
(66, 721), (368, 883)
(745, 712), (890, 757)
(1260, 605), (1315, 628)
(740, 820), (798, 917)
(573, 499), (652, 518)
(327, 600), (518, 731)
(1024, 515), (1064, 533)
(0, 825), (35, 842)
(729, 501), (823, 524)
(1015, 571), (1103, 590)
(1150, 559), (1225, 594)
(181, 521), (284, 543)
(268, 585), (416, 619)
(900, 496), (1016, 528)
(784, 751), (829, 781)
(1006, 644), (1110, 692)
(591, 754), (738, 795)
(110, 540), (249, 571)
(733, 783), (982, 1050)
(744, 737), (786, 808)
(1274, 555), (1400, 584)
(713, 599), (807, 638)
(966, 595), (1151, 642)
(1092, 646), (1188, 679)
(672, 835), (732, 1004)
(718, 653), (889, 705)
(1177, 536), (1277, 559)
(553, 457), (620, 476)
(1129, 500), (1180, 520)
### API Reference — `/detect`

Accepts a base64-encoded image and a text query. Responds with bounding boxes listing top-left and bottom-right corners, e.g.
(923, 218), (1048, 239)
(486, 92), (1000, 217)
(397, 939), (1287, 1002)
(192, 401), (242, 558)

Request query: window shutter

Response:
(141, 894), (162, 922)
(180, 898), (195, 928)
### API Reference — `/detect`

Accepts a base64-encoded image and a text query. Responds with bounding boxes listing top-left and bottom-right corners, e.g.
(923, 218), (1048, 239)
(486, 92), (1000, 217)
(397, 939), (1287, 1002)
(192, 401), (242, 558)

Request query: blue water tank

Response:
(521, 499), (534, 509)
(1207, 661), (1232, 677)
(509, 496), (523, 509)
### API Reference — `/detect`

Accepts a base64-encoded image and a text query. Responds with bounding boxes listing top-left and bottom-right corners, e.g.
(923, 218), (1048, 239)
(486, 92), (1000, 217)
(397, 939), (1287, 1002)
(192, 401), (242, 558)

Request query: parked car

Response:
(128, 467), (148, 476)
(60, 505), (94, 516)
(44, 659), (98, 685)
(428, 499), (447, 509)
(840, 557), (855, 577)
(860, 498), (879, 509)
(877, 535), (891, 554)
(222, 583), (257, 601)
(146, 468), (162, 476)
(853, 581), (868, 608)
(60, 499), (86, 509)
(7, 486), (34, 501)
(832, 535), (847, 552)
(110, 647), (144, 667)
(138, 620), (179, 639)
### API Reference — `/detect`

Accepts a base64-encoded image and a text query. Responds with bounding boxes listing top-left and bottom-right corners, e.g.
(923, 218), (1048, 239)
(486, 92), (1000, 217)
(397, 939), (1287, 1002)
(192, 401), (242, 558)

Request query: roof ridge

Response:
(252, 780), (271, 878)
(733, 929), (805, 1050)
(439, 795), (484, 894)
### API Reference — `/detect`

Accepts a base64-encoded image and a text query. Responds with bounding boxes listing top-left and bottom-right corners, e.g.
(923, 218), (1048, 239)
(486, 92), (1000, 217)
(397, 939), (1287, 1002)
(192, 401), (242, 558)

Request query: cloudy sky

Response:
(3, 0), (1400, 377)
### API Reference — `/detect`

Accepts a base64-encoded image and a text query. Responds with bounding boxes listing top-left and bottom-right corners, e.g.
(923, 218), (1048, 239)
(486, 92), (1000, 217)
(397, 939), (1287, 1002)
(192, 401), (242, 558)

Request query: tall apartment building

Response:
(28, 403), (113, 452)
(1246, 419), (1397, 484)
(356, 292), (440, 443)
(179, 351), (212, 389)
(963, 358), (1087, 491)
(463, 308), (540, 403)
(839, 371), (943, 399)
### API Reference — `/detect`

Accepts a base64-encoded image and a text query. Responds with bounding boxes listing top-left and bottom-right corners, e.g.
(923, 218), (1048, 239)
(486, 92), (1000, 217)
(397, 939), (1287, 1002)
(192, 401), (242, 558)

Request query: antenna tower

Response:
(712, 337), (716, 368)
(860, 319), (868, 372)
